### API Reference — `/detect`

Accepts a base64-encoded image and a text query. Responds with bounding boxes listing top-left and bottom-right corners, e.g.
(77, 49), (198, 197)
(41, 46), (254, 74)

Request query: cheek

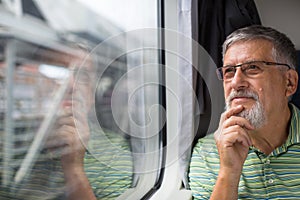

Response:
(223, 84), (231, 99)
(257, 88), (265, 105)
(257, 84), (285, 109)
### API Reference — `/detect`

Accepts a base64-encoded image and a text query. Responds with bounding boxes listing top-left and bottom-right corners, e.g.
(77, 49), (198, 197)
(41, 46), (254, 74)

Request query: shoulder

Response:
(291, 103), (300, 119)
(189, 133), (219, 199)
(190, 132), (220, 173)
(192, 133), (217, 156)
(289, 103), (300, 134)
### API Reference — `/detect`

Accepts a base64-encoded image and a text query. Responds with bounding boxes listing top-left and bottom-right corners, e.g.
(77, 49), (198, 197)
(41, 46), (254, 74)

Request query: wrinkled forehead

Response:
(224, 39), (275, 64)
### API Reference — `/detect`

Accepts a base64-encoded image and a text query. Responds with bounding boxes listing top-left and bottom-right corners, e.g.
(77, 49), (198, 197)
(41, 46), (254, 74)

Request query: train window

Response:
(0, 0), (163, 200)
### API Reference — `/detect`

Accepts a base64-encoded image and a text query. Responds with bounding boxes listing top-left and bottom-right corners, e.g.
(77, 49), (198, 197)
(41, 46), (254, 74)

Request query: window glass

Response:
(0, 0), (163, 199)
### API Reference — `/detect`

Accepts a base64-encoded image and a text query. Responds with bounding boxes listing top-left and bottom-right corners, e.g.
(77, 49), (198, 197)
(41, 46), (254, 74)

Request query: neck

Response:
(250, 105), (291, 155)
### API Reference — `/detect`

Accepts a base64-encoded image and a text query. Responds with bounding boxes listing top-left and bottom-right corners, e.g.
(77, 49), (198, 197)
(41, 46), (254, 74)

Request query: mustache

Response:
(226, 90), (259, 104)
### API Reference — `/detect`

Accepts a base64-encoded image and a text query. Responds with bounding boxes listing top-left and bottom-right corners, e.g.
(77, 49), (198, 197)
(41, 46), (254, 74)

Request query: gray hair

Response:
(222, 25), (297, 70)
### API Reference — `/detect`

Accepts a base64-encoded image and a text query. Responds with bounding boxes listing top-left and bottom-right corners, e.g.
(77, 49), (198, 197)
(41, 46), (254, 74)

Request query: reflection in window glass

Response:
(0, 0), (161, 199)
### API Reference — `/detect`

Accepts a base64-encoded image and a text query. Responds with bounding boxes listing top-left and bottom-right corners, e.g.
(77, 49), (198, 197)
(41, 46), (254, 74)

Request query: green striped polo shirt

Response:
(189, 104), (300, 200)
(84, 126), (133, 200)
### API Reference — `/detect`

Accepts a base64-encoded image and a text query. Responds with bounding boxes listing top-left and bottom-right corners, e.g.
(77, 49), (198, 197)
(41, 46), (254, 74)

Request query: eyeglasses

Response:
(69, 68), (91, 84)
(216, 60), (291, 81)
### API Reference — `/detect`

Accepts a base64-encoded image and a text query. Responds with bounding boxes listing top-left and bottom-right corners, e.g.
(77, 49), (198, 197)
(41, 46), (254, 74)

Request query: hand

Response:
(44, 107), (96, 200)
(214, 105), (254, 173)
(210, 105), (254, 199)
(45, 107), (90, 170)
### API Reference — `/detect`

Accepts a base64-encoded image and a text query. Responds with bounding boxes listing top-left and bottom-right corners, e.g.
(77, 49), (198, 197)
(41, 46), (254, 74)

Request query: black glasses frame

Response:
(216, 60), (291, 80)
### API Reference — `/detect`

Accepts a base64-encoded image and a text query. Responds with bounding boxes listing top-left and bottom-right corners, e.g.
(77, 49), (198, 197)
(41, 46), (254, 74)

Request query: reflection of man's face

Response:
(223, 39), (291, 129)
(63, 67), (94, 114)
(62, 51), (95, 115)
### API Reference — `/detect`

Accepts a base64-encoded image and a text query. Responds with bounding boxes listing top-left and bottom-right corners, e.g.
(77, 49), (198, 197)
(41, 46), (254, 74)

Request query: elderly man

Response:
(189, 25), (300, 199)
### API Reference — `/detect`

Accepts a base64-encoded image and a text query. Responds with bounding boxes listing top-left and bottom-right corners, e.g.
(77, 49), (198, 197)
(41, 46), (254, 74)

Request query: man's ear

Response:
(286, 69), (298, 97)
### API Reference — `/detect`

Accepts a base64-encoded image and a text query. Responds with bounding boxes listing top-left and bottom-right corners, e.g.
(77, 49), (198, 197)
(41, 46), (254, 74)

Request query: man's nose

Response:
(230, 68), (249, 89)
(66, 75), (76, 92)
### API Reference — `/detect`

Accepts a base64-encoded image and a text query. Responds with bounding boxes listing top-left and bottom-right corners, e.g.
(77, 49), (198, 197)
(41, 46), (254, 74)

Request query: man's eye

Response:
(223, 67), (235, 74)
(77, 72), (90, 83)
(247, 64), (260, 70)
(245, 64), (262, 73)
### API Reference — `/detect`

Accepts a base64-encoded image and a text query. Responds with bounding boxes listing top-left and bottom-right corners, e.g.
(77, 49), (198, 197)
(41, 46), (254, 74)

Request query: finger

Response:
(47, 145), (77, 158)
(58, 107), (73, 117)
(56, 109), (89, 130)
(224, 116), (254, 130)
(219, 105), (244, 126)
(224, 105), (244, 119)
(47, 124), (89, 149)
(45, 125), (75, 148)
(56, 116), (75, 126)
(54, 117), (89, 142)
(222, 126), (252, 147)
(221, 132), (250, 148)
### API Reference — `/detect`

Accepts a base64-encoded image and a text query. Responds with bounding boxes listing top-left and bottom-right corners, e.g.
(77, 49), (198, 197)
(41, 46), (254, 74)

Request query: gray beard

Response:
(226, 91), (266, 129)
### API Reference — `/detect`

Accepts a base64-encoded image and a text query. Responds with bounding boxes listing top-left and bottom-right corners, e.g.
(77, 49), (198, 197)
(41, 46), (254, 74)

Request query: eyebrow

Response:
(223, 59), (264, 67)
